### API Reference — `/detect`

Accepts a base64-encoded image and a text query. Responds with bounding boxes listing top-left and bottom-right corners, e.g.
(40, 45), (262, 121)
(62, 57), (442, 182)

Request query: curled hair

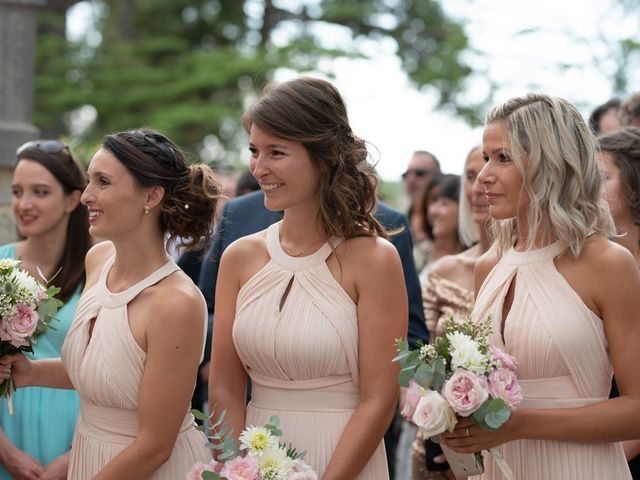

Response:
(485, 93), (615, 257)
(102, 128), (222, 250)
(458, 146), (482, 247)
(597, 126), (640, 227)
(243, 77), (387, 240)
(16, 144), (90, 303)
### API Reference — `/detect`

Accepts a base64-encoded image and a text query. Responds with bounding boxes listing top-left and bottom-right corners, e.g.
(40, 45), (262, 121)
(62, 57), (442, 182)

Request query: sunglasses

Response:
(401, 169), (432, 180)
(16, 140), (69, 157)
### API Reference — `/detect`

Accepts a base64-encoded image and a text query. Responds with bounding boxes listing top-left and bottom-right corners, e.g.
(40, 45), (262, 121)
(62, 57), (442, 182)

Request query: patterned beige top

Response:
(422, 272), (474, 340)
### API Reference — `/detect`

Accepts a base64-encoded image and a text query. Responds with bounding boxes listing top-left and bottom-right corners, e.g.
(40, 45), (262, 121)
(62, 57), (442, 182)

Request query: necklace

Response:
(283, 237), (327, 257)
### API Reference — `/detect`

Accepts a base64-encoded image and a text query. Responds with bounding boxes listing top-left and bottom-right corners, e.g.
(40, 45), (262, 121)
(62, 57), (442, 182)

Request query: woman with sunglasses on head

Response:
(441, 94), (640, 479)
(0, 129), (222, 479)
(0, 140), (90, 480)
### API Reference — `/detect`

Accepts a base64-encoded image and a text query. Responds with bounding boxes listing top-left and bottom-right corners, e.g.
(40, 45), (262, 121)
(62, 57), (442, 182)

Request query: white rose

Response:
(447, 332), (487, 375)
(412, 390), (458, 438)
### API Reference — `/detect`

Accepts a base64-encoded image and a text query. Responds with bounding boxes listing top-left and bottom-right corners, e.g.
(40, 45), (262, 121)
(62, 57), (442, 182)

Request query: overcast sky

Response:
(67, 0), (639, 181)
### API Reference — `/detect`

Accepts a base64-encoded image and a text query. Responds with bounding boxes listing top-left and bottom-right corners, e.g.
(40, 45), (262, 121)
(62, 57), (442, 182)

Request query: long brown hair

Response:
(16, 144), (90, 303)
(243, 77), (388, 240)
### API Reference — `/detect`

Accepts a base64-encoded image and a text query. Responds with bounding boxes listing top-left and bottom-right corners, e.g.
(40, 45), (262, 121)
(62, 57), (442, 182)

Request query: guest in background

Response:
(589, 98), (621, 134)
(0, 140), (90, 480)
(417, 174), (465, 280)
(598, 126), (640, 478)
(411, 146), (490, 480)
(620, 93), (640, 128)
(411, 174), (441, 275)
(402, 151), (441, 245)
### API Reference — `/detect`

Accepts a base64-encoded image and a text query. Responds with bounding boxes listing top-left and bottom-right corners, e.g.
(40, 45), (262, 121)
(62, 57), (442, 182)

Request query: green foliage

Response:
(33, 0), (476, 165)
(472, 398), (510, 431)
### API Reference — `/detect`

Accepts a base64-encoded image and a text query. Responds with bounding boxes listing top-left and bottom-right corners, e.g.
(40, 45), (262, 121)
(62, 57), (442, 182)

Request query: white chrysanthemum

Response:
(0, 259), (20, 272)
(10, 269), (45, 303)
(239, 426), (278, 456)
(447, 331), (488, 375)
(258, 446), (294, 479)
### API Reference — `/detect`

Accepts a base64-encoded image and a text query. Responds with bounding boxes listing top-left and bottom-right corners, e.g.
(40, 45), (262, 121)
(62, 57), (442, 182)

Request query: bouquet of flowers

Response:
(0, 259), (62, 414)
(395, 315), (522, 479)
(187, 412), (317, 480)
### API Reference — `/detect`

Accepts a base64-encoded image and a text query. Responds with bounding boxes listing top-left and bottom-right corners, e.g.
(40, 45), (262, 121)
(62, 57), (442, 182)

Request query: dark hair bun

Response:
(163, 163), (222, 250)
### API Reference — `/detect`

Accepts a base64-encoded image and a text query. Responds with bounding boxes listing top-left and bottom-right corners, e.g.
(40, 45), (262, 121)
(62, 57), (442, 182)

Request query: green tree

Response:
(35, 0), (476, 167)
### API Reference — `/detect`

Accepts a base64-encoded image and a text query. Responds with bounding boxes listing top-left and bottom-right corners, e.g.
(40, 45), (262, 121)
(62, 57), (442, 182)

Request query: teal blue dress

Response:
(0, 244), (80, 478)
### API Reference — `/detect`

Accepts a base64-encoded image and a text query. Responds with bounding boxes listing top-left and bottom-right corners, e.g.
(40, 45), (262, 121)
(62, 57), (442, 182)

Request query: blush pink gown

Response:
(471, 243), (631, 479)
(61, 255), (210, 479)
(232, 222), (389, 479)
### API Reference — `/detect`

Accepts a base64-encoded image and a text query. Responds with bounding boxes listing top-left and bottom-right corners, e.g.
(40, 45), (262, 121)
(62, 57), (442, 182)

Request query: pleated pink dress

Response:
(471, 243), (631, 479)
(233, 222), (389, 479)
(61, 255), (210, 479)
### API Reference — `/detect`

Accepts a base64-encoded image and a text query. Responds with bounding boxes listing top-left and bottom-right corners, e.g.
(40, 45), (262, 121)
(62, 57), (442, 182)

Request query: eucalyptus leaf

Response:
(414, 363), (434, 389)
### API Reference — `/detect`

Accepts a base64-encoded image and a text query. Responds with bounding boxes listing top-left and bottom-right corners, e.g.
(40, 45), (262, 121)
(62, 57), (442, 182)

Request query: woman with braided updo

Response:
(0, 128), (222, 478)
(209, 77), (407, 479)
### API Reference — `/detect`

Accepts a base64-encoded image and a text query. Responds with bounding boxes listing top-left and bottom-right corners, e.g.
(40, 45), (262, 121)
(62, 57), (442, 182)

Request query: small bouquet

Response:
(0, 259), (62, 414)
(395, 315), (522, 479)
(187, 411), (317, 480)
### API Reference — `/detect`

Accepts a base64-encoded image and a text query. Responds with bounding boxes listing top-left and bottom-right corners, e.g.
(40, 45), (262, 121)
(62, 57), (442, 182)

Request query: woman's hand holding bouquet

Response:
(395, 316), (522, 479)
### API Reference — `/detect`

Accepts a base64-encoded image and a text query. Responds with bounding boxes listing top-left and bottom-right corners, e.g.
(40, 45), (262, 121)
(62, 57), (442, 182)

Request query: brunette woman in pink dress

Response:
(1, 129), (221, 479)
(209, 77), (407, 479)
(442, 94), (640, 479)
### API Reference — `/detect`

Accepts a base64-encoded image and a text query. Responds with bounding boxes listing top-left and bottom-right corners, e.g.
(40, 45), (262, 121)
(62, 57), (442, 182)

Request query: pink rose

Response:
(0, 304), (38, 348)
(401, 379), (422, 421)
(221, 456), (260, 480)
(288, 459), (318, 479)
(488, 345), (519, 373)
(442, 369), (489, 417)
(185, 459), (221, 480)
(488, 368), (523, 408)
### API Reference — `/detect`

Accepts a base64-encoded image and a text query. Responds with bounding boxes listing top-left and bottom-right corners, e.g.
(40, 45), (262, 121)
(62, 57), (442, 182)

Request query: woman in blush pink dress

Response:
(442, 94), (640, 479)
(1, 129), (222, 479)
(209, 77), (407, 479)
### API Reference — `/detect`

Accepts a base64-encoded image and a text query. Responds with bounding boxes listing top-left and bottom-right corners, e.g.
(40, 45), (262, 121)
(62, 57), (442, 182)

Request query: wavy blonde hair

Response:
(486, 93), (615, 257)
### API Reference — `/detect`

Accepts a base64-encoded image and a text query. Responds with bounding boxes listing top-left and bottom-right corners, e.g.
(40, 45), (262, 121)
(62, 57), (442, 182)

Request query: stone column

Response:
(0, 0), (45, 244)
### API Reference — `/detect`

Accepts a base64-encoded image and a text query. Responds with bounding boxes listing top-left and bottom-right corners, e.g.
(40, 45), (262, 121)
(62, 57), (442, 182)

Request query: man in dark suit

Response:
(196, 189), (427, 476)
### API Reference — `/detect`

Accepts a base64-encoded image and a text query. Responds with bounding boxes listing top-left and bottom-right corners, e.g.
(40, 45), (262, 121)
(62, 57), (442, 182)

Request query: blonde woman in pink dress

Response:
(209, 77), (407, 479)
(441, 94), (640, 479)
(0, 129), (222, 479)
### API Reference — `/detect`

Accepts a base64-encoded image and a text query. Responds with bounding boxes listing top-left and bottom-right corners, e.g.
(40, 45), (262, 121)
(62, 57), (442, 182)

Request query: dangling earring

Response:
(144, 205), (150, 214)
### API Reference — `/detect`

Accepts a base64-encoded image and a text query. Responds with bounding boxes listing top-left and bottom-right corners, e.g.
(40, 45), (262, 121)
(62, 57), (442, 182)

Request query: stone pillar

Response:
(0, 0), (45, 244)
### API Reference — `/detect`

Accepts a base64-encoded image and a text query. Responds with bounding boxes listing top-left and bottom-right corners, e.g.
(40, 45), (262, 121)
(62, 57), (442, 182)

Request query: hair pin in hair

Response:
(184, 203), (189, 209)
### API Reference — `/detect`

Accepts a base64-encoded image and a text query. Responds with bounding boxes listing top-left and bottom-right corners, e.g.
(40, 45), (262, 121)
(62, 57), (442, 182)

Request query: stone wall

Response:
(0, 0), (45, 244)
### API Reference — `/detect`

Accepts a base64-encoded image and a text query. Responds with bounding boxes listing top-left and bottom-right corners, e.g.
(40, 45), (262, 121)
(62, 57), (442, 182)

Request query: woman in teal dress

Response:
(0, 140), (90, 479)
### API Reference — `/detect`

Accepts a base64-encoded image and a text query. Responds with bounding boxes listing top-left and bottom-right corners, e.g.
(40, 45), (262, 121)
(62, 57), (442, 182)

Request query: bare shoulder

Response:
(222, 229), (268, 273)
(430, 254), (464, 279)
(84, 241), (114, 287)
(336, 236), (400, 271)
(144, 273), (205, 331)
(474, 249), (499, 293)
(579, 235), (637, 279)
